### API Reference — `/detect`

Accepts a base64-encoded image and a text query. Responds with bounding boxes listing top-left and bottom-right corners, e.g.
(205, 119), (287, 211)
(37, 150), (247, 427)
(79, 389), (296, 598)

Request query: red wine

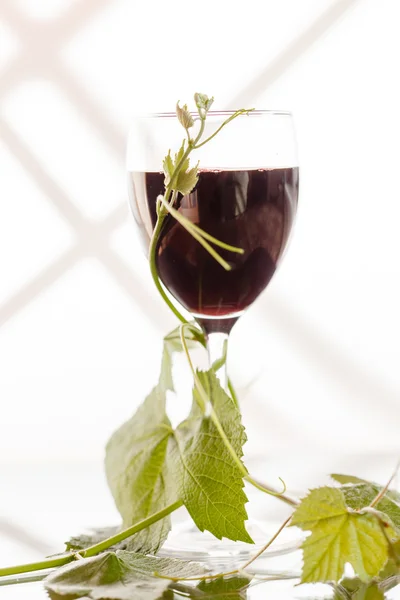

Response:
(130, 168), (298, 329)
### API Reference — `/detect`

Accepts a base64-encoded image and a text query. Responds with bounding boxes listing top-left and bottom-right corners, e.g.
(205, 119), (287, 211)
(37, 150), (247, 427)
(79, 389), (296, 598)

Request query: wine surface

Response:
(129, 168), (299, 324)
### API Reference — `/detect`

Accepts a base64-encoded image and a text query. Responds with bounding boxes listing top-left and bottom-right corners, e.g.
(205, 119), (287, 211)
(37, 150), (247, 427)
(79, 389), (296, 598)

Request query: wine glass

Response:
(127, 110), (299, 565)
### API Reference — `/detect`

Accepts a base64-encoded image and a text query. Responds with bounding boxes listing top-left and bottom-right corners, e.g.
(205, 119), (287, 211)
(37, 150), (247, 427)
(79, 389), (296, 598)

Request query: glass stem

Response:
(207, 332), (229, 392)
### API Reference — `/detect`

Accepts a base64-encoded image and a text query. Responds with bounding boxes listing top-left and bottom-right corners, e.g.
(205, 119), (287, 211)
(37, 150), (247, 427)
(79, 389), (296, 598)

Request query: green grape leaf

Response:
(169, 576), (251, 600)
(291, 487), (389, 583)
(342, 483), (400, 531)
(336, 579), (385, 600)
(353, 584), (385, 600)
(339, 570), (400, 600)
(196, 575), (251, 599)
(66, 526), (165, 554)
(387, 488), (400, 504)
(45, 551), (206, 600)
(105, 384), (175, 553)
(331, 474), (371, 486)
(176, 102), (195, 129)
(331, 475), (400, 504)
(169, 369), (253, 544)
(163, 324), (200, 353)
(161, 325), (201, 392)
(66, 527), (119, 552)
(376, 548), (400, 585)
(160, 346), (175, 393)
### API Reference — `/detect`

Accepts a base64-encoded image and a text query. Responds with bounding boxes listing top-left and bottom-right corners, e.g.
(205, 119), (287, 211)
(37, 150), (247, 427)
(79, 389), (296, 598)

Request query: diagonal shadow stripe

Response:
(221, 0), (398, 409)
(0, 58), (125, 164)
(0, 240), (168, 332)
(228, 0), (361, 107)
(0, 119), (89, 232)
(101, 203), (128, 233)
(0, 0), (123, 162)
(94, 247), (175, 333)
(54, 0), (113, 37)
(0, 117), (159, 329)
(0, 59), (26, 98)
(0, 247), (81, 328)
(0, 519), (54, 556)
(51, 64), (125, 159)
(0, 0), (112, 44)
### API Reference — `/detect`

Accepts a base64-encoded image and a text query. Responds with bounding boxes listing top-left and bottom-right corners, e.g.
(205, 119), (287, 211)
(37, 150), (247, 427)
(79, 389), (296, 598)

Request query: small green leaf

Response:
(45, 551), (206, 600)
(162, 152), (174, 186)
(105, 385), (175, 553)
(176, 102), (194, 129)
(194, 93), (214, 116)
(175, 164), (199, 195)
(163, 324), (200, 353)
(162, 142), (198, 195)
(340, 575), (365, 593)
(169, 369), (252, 544)
(173, 143), (186, 169)
(291, 487), (389, 583)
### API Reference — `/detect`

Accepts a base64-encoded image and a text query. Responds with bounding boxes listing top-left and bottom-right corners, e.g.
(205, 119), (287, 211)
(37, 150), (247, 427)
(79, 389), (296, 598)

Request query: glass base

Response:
(158, 518), (303, 575)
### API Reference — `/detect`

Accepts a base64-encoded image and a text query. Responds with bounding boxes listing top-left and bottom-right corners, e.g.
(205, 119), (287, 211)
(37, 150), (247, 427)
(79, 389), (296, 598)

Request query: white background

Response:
(0, 0), (400, 595)
(1, 0), (399, 462)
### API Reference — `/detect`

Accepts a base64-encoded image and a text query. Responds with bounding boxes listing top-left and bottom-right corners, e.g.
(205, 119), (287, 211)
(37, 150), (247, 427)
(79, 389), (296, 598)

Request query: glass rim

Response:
(137, 109), (293, 119)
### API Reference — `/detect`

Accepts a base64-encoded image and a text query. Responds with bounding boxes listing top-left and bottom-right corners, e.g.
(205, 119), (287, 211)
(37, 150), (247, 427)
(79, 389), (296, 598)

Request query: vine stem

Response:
(148, 214), (186, 325)
(148, 114), (242, 396)
(370, 460), (400, 508)
(147, 114), (207, 323)
(0, 500), (183, 579)
(157, 197), (231, 271)
(179, 323), (298, 507)
(193, 108), (254, 149)
(148, 106), (251, 326)
(240, 514), (292, 571)
(155, 514), (292, 583)
(159, 196), (244, 254)
(228, 378), (239, 408)
(157, 195), (242, 271)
